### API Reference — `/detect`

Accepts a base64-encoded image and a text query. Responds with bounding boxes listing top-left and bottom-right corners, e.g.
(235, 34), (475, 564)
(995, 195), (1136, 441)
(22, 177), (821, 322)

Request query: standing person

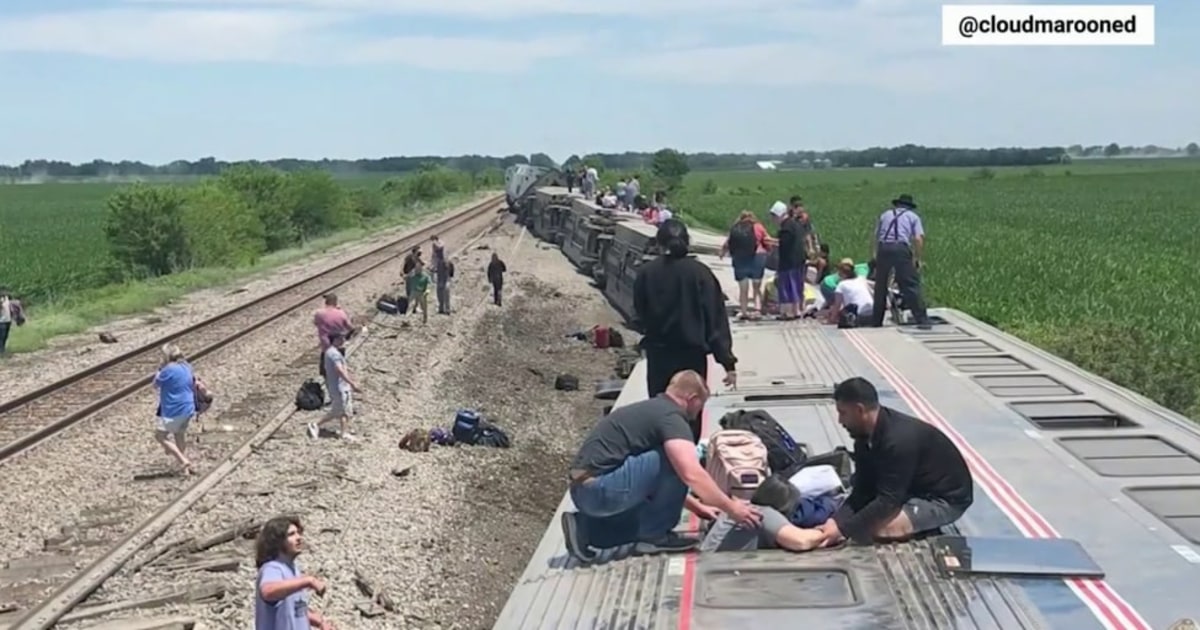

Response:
(308, 333), (361, 441)
(0, 287), (26, 356)
(254, 515), (334, 630)
(788, 195), (819, 263)
(312, 294), (352, 378)
(402, 247), (421, 303)
(406, 260), (432, 324)
(561, 371), (762, 561)
(153, 344), (197, 476)
(720, 210), (770, 320)
(430, 236), (452, 315)
(626, 175), (641, 208)
(769, 201), (807, 321)
(486, 253), (507, 306)
(870, 194), (930, 328)
(633, 219), (737, 442)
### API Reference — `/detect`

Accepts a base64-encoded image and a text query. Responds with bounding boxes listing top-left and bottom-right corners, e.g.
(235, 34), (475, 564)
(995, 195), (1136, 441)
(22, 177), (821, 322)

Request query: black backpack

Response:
(295, 380), (325, 411)
(727, 222), (757, 258)
(719, 409), (807, 473)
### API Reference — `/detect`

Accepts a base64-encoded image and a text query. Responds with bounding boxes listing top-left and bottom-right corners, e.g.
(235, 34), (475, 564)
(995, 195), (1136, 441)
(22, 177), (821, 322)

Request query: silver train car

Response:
(494, 185), (1198, 630)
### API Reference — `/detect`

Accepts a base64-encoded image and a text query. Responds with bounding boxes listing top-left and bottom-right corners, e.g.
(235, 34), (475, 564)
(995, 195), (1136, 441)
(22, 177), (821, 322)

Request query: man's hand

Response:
(818, 519), (844, 546)
(306, 576), (326, 597)
(726, 499), (762, 528)
(723, 370), (737, 389)
(692, 502), (721, 521)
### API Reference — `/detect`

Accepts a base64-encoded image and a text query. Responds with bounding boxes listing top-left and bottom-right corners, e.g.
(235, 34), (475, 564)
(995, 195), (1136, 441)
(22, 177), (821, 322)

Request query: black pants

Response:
(644, 346), (708, 443)
(491, 282), (503, 306)
(0, 322), (10, 354)
(871, 243), (928, 326)
(318, 351), (326, 378)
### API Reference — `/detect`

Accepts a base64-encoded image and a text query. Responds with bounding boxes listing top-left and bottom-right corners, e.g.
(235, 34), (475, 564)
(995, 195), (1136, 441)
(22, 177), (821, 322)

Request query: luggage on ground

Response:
(555, 374), (580, 391)
(376, 294), (408, 315)
(295, 380), (325, 411)
(719, 409), (807, 474)
(706, 430), (769, 500)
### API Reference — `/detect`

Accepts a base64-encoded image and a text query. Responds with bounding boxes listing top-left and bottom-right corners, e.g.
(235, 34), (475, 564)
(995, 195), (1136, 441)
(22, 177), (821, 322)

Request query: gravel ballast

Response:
(46, 218), (633, 630)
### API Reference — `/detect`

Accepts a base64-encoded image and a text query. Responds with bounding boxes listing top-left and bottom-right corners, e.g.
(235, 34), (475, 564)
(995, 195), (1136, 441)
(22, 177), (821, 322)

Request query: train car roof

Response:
(535, 186), (581, 198)
(495, 254), (1200, 629)
(619, 220), (726, 256)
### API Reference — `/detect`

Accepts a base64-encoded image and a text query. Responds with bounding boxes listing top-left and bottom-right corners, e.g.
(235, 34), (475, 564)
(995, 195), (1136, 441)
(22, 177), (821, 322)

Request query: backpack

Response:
(376, 294), (407, 315)
(193, 378), (214, 415)
(706, 430), (769, 500)
(452, 409), (481, 444)
(727, 222), (757, 259)
(719, 409), (807, 474)
(295, 380), (325, 411)
(555, 374), (579, 391)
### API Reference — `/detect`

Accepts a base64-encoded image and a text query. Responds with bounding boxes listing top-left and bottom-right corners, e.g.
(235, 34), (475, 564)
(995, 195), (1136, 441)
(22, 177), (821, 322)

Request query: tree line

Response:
(104, 166), (489, 282)
(8, 142), (1196, 181)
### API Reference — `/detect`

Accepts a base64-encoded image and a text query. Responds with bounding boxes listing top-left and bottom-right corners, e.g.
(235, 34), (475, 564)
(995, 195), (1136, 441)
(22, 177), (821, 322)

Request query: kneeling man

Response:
(561, 370), (762, 561)
(820, 377), (973, 544)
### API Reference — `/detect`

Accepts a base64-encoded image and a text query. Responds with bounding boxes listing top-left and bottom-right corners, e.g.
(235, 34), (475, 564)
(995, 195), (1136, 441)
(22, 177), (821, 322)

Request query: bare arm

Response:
(663, 439), (736, 512)
(334, 362), (358, 391)
(913, 235), (925, 264)
(260, 576), (312, 603)
(825, 294), (843, 324)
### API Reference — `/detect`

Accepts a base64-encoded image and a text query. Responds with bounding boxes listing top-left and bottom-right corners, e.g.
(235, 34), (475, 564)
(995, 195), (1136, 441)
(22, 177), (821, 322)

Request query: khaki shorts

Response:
(329, 389), (355, 416)
(155, 415), (193, 434)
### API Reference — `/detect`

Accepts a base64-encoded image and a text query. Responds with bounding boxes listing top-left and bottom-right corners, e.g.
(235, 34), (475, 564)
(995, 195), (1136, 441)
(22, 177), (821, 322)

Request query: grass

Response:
(0, 189), (483, 355)
(674, 159), (1200, 419)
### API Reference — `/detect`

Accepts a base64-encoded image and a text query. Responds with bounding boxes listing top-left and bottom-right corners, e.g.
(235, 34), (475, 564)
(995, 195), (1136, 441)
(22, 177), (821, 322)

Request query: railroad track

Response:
(0, 194), (504, 465)
(0, 195), (508, 630)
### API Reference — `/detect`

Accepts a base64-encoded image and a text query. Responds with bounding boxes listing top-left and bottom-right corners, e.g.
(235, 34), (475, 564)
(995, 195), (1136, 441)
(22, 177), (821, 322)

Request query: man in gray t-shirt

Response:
(560, 371), (762, 562)
(308, 333), (361, 441)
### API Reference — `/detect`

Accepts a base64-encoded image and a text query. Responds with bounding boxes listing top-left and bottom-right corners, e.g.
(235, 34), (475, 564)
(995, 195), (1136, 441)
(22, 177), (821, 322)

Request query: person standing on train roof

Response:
(769, 201), (807, 321)
(869, 194), (931, 328)
(626, 175), (641, 207)
(719, 210), (770, 320)
(633, 219), (737, 442)
(561, 370), (763, 561)
(819, 377), (973, 545)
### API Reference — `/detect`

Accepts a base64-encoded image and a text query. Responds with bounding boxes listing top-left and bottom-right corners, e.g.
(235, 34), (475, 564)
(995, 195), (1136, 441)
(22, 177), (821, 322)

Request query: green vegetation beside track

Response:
(668, 161), (1200, 420)
(0, 167), (498, 354)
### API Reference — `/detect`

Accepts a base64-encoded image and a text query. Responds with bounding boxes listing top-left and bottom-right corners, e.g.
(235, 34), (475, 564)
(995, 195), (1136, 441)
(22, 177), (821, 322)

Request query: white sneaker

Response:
(341, 432), (358, 442)
(307, 423), (319, 439)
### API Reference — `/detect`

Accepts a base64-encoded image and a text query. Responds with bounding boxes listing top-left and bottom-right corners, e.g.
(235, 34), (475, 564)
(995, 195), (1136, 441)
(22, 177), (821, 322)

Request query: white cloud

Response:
(0, 8), (584, 70)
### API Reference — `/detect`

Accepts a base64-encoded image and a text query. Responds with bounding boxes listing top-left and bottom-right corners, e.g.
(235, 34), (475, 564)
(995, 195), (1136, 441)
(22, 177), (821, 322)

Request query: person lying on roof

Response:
(820, 377), (974, 544)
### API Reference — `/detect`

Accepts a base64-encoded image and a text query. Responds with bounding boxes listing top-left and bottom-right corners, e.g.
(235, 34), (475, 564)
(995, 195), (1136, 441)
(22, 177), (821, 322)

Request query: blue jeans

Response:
(570, 449), (688, 545)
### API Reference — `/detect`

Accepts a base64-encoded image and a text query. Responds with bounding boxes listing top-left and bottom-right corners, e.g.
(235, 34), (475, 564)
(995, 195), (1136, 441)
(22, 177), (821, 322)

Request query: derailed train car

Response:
(559, 198), (637, 281)
(503, 164), (565, 222)
(529, 187), (576, 243)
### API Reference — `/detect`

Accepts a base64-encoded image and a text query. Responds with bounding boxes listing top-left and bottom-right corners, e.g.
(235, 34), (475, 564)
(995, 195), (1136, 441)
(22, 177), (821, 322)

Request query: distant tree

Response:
(1066, 144), (1083, 155)
(1187, 142), (1199, 157)
(529, 153), (557, 169)
(1103, 143), (1121, 157)
(651, 148), (690, 190)
(103, 185), (189, 277)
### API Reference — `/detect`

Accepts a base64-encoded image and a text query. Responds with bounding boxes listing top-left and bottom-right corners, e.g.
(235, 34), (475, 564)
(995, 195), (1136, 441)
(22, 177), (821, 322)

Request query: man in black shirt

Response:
(633, 219), (737, 443)
(561, 371), (762, 562)
(770, 201), (810, 321)
(819, 377), (973, 544)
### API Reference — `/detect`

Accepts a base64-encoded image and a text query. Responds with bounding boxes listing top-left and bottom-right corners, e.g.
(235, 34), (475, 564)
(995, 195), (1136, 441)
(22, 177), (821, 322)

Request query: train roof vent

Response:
(1010, 400), (1139, 430)
(900, 327), (967, 336)
(973, 374), (1080, 398)
(729, 385), (835, 408)
(1058, 436), (1200, 477)
(922, 338), (999, 355)
(946, 355), (1033, 374)
(697, 567), (861, 608)
(1124, 486), (1200, 544)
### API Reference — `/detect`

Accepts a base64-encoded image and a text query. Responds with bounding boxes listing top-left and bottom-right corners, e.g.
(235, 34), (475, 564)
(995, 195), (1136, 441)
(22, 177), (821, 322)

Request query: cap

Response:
(769, 201), (787, 217)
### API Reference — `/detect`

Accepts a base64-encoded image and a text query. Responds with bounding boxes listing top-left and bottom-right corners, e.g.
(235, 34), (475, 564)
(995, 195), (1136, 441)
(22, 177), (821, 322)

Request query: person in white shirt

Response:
(826, 258), (874, 325)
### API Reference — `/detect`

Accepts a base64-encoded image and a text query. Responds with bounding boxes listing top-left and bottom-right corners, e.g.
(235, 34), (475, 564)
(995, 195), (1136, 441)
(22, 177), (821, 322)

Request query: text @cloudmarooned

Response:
(956, 13), (1140, 38)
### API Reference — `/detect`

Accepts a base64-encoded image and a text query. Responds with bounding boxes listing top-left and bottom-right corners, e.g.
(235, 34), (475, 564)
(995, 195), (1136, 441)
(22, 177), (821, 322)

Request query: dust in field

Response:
(429, 275), (629, 629)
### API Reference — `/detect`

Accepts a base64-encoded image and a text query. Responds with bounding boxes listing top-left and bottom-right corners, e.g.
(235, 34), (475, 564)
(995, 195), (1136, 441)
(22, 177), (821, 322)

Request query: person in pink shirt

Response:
(720, 211), (772, 319)
(313, 293), (352, 378)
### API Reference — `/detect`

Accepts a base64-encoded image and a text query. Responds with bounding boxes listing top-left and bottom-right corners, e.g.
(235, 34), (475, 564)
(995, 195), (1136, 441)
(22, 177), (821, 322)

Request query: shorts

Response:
(700, 507), (791, 552)
(776, 267), (806, 305)
(329, 388), (355, 416)
(903, 497), (965, 533)
(155, 415), (193, 434)
(731, 254), (767, 282)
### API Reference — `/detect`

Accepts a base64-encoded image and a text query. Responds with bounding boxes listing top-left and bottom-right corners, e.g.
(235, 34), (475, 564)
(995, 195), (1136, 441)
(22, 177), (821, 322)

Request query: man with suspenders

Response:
(870, 194), (931, 328)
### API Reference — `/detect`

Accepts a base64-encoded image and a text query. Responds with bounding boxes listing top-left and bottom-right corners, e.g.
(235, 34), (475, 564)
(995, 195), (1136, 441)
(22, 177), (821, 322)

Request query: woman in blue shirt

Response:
(154, 344), (197, 476)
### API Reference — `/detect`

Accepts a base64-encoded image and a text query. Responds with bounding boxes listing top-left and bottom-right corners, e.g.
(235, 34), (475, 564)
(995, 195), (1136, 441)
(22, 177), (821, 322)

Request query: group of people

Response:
(719, 193), (931, 328)
(560, 213), (971, 560)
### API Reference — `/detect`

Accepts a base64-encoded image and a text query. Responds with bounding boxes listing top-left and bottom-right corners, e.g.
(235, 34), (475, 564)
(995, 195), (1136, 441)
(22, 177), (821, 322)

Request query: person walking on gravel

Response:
(309, 332), (361, 441)
(313, 294), (352, 378)
(153, 344), (198, 476)
(487, 252), (507, 306)
(406, 260), (432, 324)
(0, 287), (26, 356)
(255, 515), (334, 630)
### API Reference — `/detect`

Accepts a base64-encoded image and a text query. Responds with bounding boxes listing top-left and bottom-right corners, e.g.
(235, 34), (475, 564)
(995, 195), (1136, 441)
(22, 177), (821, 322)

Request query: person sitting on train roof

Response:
(819, 377), (974, 544)
(824, 258), (875, 326)
(561, 370), (763, 562)
(633, 219), (737, 441)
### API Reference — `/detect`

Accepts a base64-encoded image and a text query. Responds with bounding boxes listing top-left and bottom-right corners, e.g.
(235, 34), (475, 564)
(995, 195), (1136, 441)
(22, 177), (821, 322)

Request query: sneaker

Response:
(341, 432), (358, 442)
(306, 423), (319, 439)
(560, 512), (596, 562)
(633, 532), (699, 556)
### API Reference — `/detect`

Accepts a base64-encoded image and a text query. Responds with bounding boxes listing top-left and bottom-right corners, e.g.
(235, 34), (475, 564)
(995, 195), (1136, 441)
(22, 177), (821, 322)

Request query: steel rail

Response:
(0, 194), (504, 464)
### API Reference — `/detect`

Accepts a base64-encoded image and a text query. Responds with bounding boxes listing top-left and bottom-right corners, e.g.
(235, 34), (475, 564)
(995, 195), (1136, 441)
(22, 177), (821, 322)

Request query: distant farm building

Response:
(755, 161), (780, 170)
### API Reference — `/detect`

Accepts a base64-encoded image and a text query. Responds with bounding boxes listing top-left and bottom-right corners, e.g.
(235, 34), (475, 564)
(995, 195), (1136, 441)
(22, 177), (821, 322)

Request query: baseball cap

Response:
(769, 201), (787, 217)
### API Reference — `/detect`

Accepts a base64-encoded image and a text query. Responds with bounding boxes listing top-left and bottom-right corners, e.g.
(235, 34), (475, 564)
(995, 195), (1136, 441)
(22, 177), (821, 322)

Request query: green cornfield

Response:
(0, 183), (119, 302)
(677, 161), (1200, 420)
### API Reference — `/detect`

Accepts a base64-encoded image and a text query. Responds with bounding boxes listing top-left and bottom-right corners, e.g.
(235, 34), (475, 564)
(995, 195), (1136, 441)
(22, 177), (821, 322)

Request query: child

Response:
(406, 260), (432, 325)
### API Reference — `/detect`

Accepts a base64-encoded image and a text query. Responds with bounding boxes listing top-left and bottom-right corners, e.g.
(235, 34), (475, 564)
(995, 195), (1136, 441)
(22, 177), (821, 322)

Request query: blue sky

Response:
(0, 0), (1195, 164)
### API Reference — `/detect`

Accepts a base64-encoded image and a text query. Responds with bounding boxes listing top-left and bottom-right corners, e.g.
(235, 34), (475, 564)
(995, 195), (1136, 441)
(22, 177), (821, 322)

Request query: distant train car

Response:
(504, 164), (565, 220)
(560, 198), (634, 278)
(598, 222), (658, 322)
(530, 186), (576, 244)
